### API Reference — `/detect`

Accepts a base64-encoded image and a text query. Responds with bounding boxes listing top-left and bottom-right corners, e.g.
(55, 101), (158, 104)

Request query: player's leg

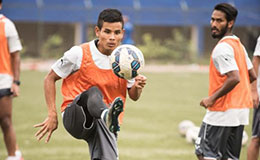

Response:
(63, 86), (108, 137)
(91, 119), (119, 160)
(62, 94), (95, 139)
(77, 86), (123, 133)
(247, 107), (260, 160)
(77, 86), (107, 121)
(63, 87), (120, 159)
(225, 125), (244, 160)
(195, 122), (228, 160)
(247, 137), (260, 160)
(63, 108), (119, 160)
(0, 93), (16, 157)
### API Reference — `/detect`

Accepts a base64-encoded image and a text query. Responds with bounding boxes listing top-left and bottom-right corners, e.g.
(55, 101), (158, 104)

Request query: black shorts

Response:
(252, 106), (260, 138)
(0, 88), (12, 99)
(195, 122), (244, 160)
(62, 88), (119, 160)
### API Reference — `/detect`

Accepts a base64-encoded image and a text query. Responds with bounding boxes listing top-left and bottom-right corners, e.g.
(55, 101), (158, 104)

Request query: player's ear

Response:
(95, 26), (100, 38)
(228, 20), (234, 30)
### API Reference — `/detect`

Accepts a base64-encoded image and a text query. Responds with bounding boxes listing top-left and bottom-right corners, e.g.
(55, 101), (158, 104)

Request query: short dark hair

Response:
(214, 3), (238, 22)
(97, 8), (124, 29)
(0, 0), (2, 4)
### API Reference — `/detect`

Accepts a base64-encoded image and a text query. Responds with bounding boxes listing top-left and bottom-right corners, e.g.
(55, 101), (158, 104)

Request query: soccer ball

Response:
(178, 120), (195, 136)
(110, 44), (145, 80)
(242, 130), (248, 146)
(185, 126), (200, 144)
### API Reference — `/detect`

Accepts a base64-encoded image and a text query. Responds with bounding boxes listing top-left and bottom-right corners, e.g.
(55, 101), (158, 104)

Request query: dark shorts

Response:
(252, 106), (260, 138)
(195, 122), (244, 160)
(0, 88), (12, 99)
(62, 88), (119, 160)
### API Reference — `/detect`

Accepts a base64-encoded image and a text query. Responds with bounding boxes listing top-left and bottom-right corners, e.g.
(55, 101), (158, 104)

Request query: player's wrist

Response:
(13, 80), (21, 86)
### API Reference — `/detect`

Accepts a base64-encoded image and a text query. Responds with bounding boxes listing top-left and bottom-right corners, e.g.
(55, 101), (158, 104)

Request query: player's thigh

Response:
(225, 125), (244, 160)
(63, 96), (96, 140)
(195, 122), (228, 159)
(0, 95), (12, 118)
(252, 107), (260, 138)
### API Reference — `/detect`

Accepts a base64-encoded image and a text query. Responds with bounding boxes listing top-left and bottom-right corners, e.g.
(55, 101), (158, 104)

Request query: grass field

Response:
(0, 70), (253, 160)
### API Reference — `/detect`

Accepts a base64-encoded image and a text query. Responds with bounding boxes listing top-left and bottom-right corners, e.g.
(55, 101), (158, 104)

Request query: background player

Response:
(0, 0), (23, 160)
(195, 3), (256, 160)
(247, 35), (260, 160)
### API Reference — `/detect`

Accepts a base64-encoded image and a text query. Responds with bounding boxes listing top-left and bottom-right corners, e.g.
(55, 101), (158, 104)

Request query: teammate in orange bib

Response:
(247, 36), (260, 160)
(195, 3), (256, 160)
(0, 0), (24, 160)
(34, 9), (147, 160)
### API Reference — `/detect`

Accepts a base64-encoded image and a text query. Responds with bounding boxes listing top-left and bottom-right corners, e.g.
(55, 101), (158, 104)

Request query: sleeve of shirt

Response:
(253, 36), (260, 56)
(51, 46), (83, 78)
(5, 19), (22, 53)
(212, 42), (238, 75)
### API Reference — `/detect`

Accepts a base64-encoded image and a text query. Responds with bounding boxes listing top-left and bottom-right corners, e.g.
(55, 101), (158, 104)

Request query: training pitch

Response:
(0, 70), (252, 160)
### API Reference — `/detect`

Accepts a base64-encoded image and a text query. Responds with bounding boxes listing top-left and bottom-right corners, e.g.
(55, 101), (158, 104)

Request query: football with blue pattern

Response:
(110, 44), (145, 80)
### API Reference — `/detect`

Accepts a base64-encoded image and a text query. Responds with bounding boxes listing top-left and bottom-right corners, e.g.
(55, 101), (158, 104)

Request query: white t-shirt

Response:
(203, 35), (253, 126)
(52, 39), (135, 88)
(253, 36), (260, 96)
(0, 14), (22, 89)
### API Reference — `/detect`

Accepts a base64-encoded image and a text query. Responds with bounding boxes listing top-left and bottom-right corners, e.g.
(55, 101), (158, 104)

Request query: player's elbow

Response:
(129, 93), (139, 101)
(250, 75), (257, 83)
(130, 96), (139, 101)
(232, 76), (240, 86)
(249, 70), (257, 83)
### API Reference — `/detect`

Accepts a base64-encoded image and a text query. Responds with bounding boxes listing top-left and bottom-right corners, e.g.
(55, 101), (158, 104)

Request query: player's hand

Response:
(134, 75), (147, 89)
(34, 114), (58, 143)
(200, 97), (215, 108)
(11, 83), (19, 97)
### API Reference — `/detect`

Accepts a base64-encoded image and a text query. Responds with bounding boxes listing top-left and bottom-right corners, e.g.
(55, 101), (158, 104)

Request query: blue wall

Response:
(1, 0), (260, 26)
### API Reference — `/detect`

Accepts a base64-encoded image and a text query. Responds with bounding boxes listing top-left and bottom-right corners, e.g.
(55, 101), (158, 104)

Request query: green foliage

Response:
(41, 34), (64, 59)
(137, 29), (196, 63)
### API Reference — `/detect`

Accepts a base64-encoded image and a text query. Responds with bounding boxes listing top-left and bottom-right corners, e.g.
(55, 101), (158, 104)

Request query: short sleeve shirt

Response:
(0, 14), (22, 89)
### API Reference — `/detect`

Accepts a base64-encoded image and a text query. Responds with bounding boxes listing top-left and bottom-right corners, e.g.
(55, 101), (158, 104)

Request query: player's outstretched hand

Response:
(34, 115), (58, 143)
(134, 75), (147, 89)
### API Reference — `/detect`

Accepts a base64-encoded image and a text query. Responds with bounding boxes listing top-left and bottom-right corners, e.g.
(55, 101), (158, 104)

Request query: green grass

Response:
(0, 70), (253, 160)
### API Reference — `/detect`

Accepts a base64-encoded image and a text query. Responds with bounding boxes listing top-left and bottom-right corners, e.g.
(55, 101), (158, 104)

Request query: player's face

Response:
(210, 10), (230, 39)
(95, 22), (124, 56)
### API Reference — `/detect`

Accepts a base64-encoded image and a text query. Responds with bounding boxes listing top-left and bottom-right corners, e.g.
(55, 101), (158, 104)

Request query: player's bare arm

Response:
(10, 51), (20, 97)
(34, 70), (61, 143)
(200, 70), (240, 108)
(128, 75), (147, 101)
(251, 56), (260, 108)
(248, 68), (257, 83)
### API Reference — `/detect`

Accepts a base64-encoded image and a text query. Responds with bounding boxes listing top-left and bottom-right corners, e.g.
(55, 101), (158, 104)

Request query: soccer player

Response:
(34, 8), (146, 160)
(122, 15), (134, 45)
(247, 35), (260, 160)
(195, 3), (256, 160)
(0, 0), (23, 160)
